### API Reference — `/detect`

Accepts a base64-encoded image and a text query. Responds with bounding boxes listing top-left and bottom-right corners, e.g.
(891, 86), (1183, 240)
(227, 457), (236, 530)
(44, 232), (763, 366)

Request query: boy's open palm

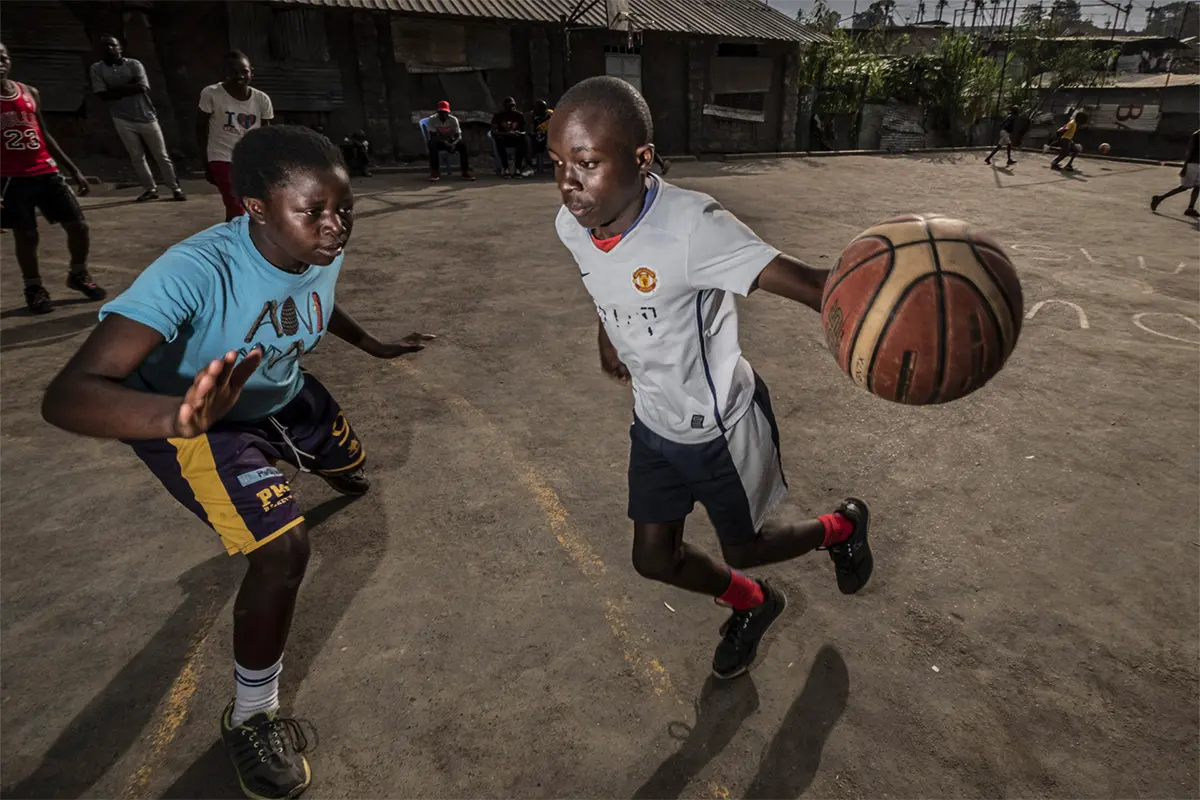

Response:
(174, 349), (263, 438)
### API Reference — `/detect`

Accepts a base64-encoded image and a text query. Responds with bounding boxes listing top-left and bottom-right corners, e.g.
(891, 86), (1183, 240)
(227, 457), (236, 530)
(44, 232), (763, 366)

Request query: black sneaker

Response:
(319, 467), (370, 496)
(1151, 196), (1162, 212)
(66, 271), (107, 301)
(819, 497), (873, 595)
(712, 580), (787, 679)
(172, 187), (188, 201)
(135, 189), (159, 202)
(221, 701), (311, 800)
(24, 284), (53, 314)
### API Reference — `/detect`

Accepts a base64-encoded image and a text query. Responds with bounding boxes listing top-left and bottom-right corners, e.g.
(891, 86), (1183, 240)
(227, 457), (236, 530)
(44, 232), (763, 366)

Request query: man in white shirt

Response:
(90, 35), (185, 202)
(549, 77), (874, 680)
(196, 50), (274, 220)
(423, 101), (473, 181)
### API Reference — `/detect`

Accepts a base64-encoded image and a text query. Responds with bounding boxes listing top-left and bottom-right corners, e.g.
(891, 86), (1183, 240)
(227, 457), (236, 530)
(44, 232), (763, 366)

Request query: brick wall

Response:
(880, 104), (927, 152)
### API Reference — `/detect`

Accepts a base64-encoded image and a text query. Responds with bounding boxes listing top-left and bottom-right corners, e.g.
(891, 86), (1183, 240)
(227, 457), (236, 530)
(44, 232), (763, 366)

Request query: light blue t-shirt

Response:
(100, 215), (342, 422)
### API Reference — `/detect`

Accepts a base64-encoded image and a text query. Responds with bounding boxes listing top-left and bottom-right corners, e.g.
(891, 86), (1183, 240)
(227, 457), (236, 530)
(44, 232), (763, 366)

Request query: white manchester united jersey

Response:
(556, 175), (780, 445)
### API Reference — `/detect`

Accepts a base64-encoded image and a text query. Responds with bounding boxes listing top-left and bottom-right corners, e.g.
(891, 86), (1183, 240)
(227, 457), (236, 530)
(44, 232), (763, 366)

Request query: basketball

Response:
(1073, 142), (1083, 154)
(1099, 142), (1111, 154)
(820, 215), (1023, 405)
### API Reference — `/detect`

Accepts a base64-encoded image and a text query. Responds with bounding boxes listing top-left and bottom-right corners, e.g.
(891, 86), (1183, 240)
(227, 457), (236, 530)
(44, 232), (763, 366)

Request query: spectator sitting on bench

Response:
(342, 129), (372, 177)
(424, 101), (473, 182)
(491, 96), (532, 178)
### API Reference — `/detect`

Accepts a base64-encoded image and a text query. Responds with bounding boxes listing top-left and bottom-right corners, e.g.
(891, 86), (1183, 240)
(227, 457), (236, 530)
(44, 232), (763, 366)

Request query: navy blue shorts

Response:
(628, 375), (788, 544)
(126, 372), (364, 555)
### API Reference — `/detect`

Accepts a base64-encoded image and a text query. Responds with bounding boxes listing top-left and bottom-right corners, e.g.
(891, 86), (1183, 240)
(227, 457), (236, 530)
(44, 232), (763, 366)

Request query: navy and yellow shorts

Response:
(128, 372), (364, 556)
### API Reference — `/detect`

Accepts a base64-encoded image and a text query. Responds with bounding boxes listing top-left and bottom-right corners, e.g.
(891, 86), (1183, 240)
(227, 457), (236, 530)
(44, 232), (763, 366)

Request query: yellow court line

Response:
(395, 360), (681, 703)
(121, 629), (213, 799)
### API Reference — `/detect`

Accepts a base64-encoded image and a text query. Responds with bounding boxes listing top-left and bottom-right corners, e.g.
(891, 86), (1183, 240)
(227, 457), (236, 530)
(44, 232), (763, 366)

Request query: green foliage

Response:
(799, 29), (1001, 129)
(799, 0), (842, 34)
(1145, 1), (1200, 38)
(1007, 18), (1116, 103)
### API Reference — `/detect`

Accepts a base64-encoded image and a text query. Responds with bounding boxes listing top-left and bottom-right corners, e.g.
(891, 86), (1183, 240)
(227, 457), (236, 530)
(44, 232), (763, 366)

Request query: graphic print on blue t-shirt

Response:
(99, 215), (341, 422)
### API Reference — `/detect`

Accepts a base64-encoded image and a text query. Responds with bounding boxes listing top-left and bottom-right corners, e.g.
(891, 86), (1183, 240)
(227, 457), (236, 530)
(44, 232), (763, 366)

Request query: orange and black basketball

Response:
(820, 214), (1023, 405)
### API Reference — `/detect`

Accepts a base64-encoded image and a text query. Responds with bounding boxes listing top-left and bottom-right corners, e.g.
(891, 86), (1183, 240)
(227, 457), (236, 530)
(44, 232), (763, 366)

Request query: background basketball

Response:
(1073, 142), (1083, 154)
(820, 214), (1023, 405)
(1099, 142), (1111, 154)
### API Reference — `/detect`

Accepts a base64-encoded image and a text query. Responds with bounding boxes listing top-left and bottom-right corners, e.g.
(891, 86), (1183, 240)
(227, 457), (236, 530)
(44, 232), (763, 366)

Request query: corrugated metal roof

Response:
(271, 0), (827, 43)
(1039, 70), (1200, 90)
(1107, 71), (1200, 89)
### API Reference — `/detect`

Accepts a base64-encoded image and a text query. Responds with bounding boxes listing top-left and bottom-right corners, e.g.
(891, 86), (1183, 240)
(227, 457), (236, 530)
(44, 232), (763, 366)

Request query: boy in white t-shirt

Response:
(196, 50), (274, 221)
(549, 77), (874, 680)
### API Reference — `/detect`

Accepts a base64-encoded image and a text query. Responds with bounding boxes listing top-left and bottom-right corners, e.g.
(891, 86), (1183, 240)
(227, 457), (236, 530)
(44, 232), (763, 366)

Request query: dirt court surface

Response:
(2, 152), (1197, 799)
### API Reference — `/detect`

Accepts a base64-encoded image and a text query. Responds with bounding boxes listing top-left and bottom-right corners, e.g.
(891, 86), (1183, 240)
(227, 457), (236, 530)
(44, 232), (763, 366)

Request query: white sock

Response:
(232, 657), (282, 726)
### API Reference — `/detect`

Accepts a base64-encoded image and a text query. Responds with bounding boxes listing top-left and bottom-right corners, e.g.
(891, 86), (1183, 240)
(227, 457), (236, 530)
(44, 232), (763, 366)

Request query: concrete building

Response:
(0, 0), (825, 169)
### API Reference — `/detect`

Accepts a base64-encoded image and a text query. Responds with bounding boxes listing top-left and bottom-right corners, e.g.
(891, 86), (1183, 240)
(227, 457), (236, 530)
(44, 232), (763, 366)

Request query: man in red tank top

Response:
(1, 43), (106, 314)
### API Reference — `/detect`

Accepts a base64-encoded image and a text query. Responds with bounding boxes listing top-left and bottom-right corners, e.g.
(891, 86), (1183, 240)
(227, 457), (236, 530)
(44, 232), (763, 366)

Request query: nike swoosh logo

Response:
(580, 272), (591, 277)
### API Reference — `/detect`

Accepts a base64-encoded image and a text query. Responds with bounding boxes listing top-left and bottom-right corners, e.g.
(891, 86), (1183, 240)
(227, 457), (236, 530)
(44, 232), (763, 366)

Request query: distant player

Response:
(41, 125), (434, 800)
(548, 77), (872, 680)
(1051, 111), (1086, 172)
(197, 50), (274, 221)
(1151, 129), (1199, 218)
(0, 42), (106, 315)
(985, 105), (1020, 167)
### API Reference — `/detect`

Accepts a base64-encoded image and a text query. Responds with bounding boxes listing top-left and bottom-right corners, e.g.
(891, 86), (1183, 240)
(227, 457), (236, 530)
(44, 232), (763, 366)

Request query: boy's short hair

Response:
(232, 124), (346, 200)
(556, 76), (654, 149)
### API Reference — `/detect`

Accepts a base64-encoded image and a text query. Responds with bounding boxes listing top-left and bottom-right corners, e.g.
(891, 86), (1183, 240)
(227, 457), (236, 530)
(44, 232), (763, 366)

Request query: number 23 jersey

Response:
(0, 81), (57, 177)
(555, 175), (780, 445)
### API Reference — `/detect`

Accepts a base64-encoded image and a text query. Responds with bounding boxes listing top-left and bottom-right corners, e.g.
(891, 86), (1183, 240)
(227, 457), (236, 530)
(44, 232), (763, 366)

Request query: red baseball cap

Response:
(436, 100), (451, 112)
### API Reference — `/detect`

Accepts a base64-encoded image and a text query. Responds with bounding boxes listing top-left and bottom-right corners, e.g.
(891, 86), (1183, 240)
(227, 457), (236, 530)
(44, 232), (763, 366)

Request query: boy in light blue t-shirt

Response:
(42, 125), (434, 800)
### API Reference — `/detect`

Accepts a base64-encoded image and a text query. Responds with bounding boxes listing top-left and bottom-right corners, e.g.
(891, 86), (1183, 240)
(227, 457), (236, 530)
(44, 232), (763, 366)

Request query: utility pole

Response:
(991, 0), (1019, 142)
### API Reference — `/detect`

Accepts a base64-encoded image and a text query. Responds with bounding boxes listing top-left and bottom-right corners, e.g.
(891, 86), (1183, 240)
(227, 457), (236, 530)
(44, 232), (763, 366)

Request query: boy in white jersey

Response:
(549, 77), (873, 679)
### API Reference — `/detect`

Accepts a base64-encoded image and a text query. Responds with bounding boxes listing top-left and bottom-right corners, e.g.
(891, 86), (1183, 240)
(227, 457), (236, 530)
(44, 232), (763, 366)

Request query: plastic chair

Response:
(419, 117), (453, 173)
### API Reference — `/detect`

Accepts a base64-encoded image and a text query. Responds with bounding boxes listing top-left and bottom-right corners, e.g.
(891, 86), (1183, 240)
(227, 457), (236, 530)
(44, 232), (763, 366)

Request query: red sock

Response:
(819, 512), (854, 547)
(719, 570), (764, 610)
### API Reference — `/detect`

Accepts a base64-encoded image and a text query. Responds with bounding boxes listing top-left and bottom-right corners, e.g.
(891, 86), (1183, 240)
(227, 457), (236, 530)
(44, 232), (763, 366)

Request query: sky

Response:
(767, 0), (1155, 31)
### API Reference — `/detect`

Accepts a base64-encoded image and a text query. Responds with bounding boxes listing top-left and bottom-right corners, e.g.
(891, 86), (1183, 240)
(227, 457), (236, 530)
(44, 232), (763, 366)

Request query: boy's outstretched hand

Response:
(174, 349), (263, 438)
(368, 333), (437, 358)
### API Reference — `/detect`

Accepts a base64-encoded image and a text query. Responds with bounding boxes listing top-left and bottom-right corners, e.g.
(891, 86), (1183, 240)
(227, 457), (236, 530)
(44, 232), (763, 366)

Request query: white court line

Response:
(1025, 299), (1089, 329)
(1138, 255), (1189, 275)
(1132, 312), (1200, 345)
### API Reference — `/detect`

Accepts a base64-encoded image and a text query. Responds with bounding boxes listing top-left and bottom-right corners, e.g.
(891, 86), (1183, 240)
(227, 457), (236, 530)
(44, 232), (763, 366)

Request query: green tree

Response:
(1019, 2), (1044, 26)
(1145, 1), (1200, 38)
(801, 0), (842, 33)
(856, 0), (898, 29)
(1049, 0), (1082, 31)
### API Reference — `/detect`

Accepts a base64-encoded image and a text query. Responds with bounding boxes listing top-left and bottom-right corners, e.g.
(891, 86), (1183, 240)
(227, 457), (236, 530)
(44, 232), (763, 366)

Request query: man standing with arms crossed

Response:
(90, 35), (186, 202)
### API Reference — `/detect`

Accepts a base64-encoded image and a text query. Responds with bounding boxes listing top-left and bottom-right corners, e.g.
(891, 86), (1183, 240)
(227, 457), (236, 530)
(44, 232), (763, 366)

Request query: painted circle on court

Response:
(1132, 312), (1200, 345)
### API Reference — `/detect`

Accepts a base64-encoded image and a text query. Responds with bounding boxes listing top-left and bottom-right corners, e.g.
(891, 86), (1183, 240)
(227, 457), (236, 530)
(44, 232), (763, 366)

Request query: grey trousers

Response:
(111, 117), (179, 192)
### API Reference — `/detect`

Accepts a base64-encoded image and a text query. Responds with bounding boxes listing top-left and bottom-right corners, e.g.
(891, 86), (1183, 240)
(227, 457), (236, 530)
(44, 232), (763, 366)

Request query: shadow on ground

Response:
(2, 490), (369, 800)
(1, 555), (239, 799)
(632, 645), (849, 800)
